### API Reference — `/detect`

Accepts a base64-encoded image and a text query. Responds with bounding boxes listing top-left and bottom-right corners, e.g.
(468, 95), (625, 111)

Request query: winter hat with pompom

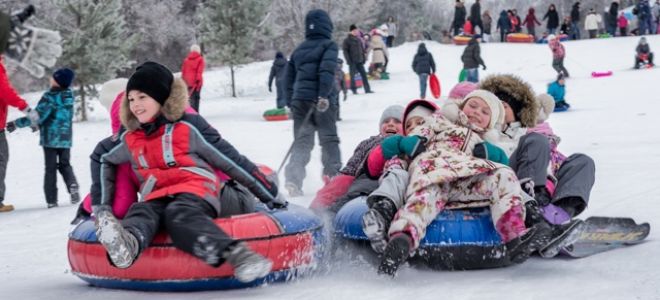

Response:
(536, 93), (555, 123)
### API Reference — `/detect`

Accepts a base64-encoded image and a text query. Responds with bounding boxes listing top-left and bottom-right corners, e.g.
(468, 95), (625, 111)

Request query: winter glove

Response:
(266, 193), (289, 210)
(21, 107), (40, 125)
(381, 135), (427, 160)
(481, 64), (487, 71)
(316, 97), (330, 112)
(473, 142), (509, 165)
(92, 205), (112, 217)
(5, 121), (16, 133)
(381, 135), (404, 159)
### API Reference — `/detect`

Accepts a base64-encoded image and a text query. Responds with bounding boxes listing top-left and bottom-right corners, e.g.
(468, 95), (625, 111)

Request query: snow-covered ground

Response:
(1, 35), (659, 300)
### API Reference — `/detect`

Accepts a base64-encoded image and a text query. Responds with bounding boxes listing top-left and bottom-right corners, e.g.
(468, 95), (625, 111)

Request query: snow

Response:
(2, 35), (659, 300)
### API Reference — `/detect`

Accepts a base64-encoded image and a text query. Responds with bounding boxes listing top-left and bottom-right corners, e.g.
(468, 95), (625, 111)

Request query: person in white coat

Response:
(584, 9), (601, 38)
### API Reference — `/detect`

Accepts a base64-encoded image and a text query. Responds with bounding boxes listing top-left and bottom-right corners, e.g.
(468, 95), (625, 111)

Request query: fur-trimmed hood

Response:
(120, 78), (189, 131)
(479, 74), (538, 128)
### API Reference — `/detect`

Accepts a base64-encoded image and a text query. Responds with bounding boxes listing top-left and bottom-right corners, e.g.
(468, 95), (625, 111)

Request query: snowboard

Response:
(559, 216), (650, 258)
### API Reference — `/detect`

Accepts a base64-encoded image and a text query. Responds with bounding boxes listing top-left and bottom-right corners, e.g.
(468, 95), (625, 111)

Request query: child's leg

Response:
(509, 133), (551, 191)
(56, 148), (79, 203)
(43, 147), (58, 205)
(552, 153), (595, 217)
(388, 182), (449, 250)
(448, 168), (527, 243)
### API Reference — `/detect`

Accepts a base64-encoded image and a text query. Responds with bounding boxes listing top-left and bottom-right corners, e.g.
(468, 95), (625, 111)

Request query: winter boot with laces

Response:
(95, 209), (139, 268)
(505, 222), (552, 264)
(224, 242), (273, 283)
(69, 184), (81, 204)
(377, 233), (412, 277)
(539, 219), (585, 258)
(361, 197), (397, 253)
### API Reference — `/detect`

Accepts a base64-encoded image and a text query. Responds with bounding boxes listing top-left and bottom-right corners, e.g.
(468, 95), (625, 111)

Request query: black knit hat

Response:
(349, 24), (357, 31)
(126, 61), (173, 105)
(53, 68), (75, 89)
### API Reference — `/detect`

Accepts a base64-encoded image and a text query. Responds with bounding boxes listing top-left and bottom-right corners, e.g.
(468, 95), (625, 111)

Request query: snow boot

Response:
(95, 209), (139, 269)
(539, 219), (586, 258)
(505, 223), (552, 264)
(47, 203), (58, 208)
(362, 197), (397, 253)
(224, 242), (273, 283)
(0, 203), (14, 212)
(378, 233), (412, 277)
(285, 182), (304, 198)
(69, 184), (80, 205)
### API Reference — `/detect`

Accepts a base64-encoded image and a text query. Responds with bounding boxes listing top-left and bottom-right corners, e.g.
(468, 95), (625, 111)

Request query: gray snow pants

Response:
(509, 133), (595, 216)
(329, 173), (379, 213)
(366, 168), (410, 209)
(0, 131), (7, 203)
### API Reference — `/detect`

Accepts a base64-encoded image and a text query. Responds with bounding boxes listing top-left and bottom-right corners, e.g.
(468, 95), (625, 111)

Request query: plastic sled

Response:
(429, 73), (441, 99)
(591, 71), (613, 78)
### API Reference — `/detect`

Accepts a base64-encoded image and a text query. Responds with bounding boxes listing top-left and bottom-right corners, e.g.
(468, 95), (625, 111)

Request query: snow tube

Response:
(453, 35), (471, 45)
(429, 73), (441, 99)
(68, 204), (326, 291)
(591, 71), (613, 78)
(334, 197), (514, 270)
(263, 108), (289, 121)
(506, 33), (534, 43)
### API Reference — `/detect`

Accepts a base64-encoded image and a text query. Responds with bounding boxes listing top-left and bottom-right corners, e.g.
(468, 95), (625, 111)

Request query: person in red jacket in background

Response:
(0, 6), (40, 212)
(181, 44), (205, 113)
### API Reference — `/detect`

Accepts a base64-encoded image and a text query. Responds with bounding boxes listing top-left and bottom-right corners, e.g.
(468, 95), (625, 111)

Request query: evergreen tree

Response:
(199, 0), (269, 97)
(46, 0), (136, 121)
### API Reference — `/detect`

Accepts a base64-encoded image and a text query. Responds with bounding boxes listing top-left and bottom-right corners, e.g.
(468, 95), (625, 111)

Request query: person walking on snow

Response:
(386, 16), (397, 47)
(461, 34), (486, 83)
(411, 43), (436, 99)
(268, 51), (288, 109)
(523, 7), (542, 40)
(570, 2), (581, 40)
(543, 4), (560, 35)
(7, 68), (80, 208)
(451, 0), (467, 36)
(548, 34), (570, 78)
(90, 61), (284, 283)
(469, 0), (483, 35)
(584, 9), (601, 39)
(181, 44), (205, 113)
(284, 9), (341, 197)
(343, 24), (373, 95)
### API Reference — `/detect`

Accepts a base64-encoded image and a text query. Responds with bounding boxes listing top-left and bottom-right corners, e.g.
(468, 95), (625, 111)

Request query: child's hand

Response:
(5, 121), (16, 133)
(399, 135), (427, 160)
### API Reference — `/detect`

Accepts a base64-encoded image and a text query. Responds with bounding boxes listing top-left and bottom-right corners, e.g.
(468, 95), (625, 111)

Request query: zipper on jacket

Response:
(162, 124), (177, 167)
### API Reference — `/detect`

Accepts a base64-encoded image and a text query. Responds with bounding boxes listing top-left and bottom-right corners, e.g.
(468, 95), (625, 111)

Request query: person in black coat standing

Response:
(570, 2), (581, 40)
(268, 51), (288, 109)
(461, 34), (486, 83)
(283, 9), (341, 197)
(452, 0), (467, 36)
(342, 24), (373, 94)
(411, 43), (436, 99)
(543, 4), (560, 35)
(606, 2), (619, 36)
(469, 0), (483, 35)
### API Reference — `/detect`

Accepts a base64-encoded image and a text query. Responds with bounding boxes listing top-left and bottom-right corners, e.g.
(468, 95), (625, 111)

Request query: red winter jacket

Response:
(0, 58), (29, 129)
(181, 51), (205, 92)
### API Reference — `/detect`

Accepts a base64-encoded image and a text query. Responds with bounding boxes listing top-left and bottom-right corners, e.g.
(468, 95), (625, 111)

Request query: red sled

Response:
(591, 71), (613, 78)
(429, 73), (441, 99)
(264, 114), (289, 121)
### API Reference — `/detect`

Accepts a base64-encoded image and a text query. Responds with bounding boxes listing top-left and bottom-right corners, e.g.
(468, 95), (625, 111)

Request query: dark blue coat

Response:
(284, 9), (338, 104)
(15, 87), (74, 148)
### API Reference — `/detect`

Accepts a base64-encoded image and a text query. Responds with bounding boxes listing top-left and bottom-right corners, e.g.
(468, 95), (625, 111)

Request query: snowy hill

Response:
(1, 35), (658, 300)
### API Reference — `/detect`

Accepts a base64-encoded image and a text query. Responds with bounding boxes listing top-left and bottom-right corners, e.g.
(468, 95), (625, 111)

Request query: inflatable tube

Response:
(68, 204), (326, 291)
(334, 197), (514, 270)
(429, 73), (441, 99)
(591, 71), (613, 78)
(263, 108), (289, 121)
(453, 35), (471, 45)
(506, 33), (534, 43)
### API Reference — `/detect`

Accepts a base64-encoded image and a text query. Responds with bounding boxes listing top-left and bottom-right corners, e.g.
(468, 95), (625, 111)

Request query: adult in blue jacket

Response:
(283, 9), (340, 197)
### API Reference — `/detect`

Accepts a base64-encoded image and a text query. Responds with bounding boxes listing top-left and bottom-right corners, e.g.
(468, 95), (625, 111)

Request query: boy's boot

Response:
(46, 189), (58, 208)
(361, 197), (397, 253)
(224, 242), (273, 283)
(95, 209), (139, 268)
(69, 184), (80, 204)
(377, 233), (412, 277)
(505, 223), (552, 264)
(539, 219), (585, 258)
(0, 202), (14, 212)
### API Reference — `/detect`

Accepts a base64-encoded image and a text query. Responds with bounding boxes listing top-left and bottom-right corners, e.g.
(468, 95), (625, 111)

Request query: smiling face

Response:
(462, 97), (492, 129)
(128, 90), (161, 124)
(380, 117), (403, 136)
(405, 116), (425, 135)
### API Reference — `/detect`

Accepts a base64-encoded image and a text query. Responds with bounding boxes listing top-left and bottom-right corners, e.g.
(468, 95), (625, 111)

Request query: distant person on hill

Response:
(343, 24), (373, 94)
(461, 34), (486, 83)
(268, 51), (288, 109)
(411, 43), (436, 99)
(523, 7), (542, 40)
(635, 37), (655, 69)
(451, 0), (467, 36)
(181, 44), (205, 112)
(497, 10), (511, 42)
(543, 4), (560, 35)
(548, 34), (570, 78)
(547, 73), (570, 110)
(618, 12), (628, 36)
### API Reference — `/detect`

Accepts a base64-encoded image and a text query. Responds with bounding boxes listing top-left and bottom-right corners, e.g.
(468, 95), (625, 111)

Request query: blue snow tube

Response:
(334, 197), (514, 270)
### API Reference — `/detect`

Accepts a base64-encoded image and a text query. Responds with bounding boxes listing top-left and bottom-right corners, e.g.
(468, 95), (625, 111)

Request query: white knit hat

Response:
(462, 89), (505, 130)
(406, 105), (434, 121)
(547, 34), (557, 41)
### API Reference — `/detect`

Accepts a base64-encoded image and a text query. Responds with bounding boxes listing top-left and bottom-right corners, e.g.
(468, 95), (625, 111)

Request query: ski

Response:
(559, 216), (650, 258)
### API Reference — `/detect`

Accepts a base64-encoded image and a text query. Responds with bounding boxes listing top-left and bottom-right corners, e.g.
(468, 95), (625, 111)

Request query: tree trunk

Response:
(230, 64), (236, 98)
(80, 84), (88, 122)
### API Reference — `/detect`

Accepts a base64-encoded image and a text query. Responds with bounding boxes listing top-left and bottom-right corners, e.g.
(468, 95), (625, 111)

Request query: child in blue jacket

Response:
(7, 68), (80, 208)
(547, 74), (569, 110)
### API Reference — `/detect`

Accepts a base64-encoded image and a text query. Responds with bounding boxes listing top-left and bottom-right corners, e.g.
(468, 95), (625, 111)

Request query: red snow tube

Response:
(591, 71), (613, 77)
(429, 73), (441, 99)
(506, 33), (534, 43)
(67, 205), (325, 291)
(453, 35), (471, 45)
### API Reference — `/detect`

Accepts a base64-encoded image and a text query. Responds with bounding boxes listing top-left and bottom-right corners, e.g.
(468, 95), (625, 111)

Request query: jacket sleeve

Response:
(318, 41), (339, 99)
(0, 62), (28, 110)
(34, 95), (55, 125)
(184, 114), (278, 204)
(430, 55), (436, 73)
(90, 135), (132, 207)
(411, 54), (418, 73)
(284, 57), (295, 104)
(268, 64), (276, 89)
(342, 38), (352, 66)
(364, 145), (387, 179)
(475, 45), (485, 66)
(195, 57), (205, 90)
